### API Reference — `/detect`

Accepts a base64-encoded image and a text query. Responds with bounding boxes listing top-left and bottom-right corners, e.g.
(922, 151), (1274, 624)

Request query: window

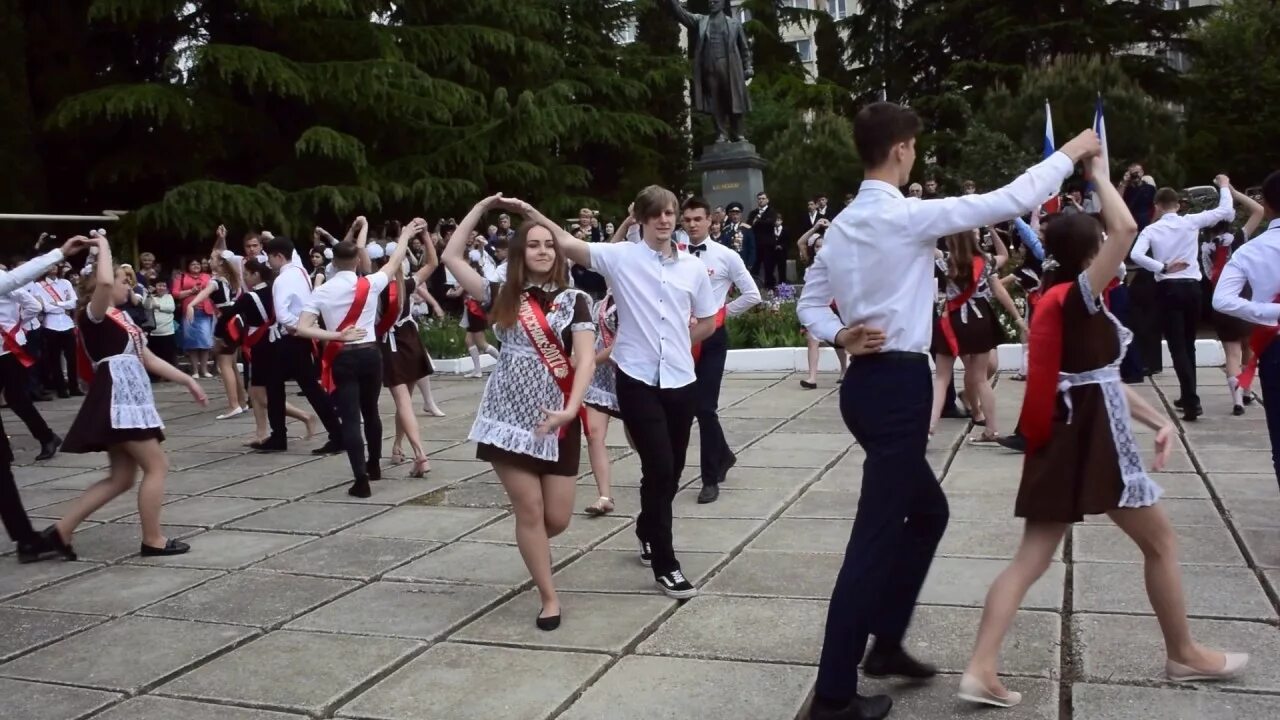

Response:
(615, 20), (637, 45)
(788, 0), (814, 8)
(827, 0), (848, 20)
(791, 39), (814, 63)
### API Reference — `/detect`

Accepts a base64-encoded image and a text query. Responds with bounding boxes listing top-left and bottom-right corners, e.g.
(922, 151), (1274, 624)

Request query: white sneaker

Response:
(463, 371), (482, 379)
(216, 407), (245, 420)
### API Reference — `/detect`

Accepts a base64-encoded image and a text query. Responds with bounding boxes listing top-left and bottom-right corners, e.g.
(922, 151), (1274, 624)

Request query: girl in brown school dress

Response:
(1203, 189), (1266, 415)
(42, 234), (209, 559)
(582, 291), (619, 516)
(928, 230), (1026, 441)
(959, 156), (1247, 708)
(443, 194), (595, 632)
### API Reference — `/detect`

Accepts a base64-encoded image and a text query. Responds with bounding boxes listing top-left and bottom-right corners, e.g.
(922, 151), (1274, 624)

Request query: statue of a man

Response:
(661, 0), (754, 143)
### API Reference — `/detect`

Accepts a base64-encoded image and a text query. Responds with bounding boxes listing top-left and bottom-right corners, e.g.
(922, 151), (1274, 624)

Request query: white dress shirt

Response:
(34, 277), (77, 332)
(20, 283), (41, 331)
(686, 238), (761, 317)
(0, 250), (64, 355)
(1213, 219), (1280, 326)
(797, 152), (1075, 349)
(272, 259), (315, 332)
(589, 240), (718, 389)
(303, 270), (390, 346)
(1129, 187), (1233, 281)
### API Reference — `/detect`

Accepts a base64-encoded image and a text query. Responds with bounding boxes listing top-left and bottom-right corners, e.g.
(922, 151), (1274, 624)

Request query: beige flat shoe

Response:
(958, 673), (1022, 708)
(1166, 652), (1249, 682)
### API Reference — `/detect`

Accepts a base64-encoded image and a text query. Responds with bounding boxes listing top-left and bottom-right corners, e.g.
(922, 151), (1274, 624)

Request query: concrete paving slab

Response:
(919, 556), (1065, 610)
(1205, 473), (1279, 499)
(1148, 472), (1211, 498)
(288, 581), (506, 641)
(557, 655), (814, 720)
(161, 630), (421, 716)
(638, 595), (827, 665)
(1219, 495), (1280, 530)
(141, 570), (358, 628)
(702, 550), (841, 599)
(1074, 562), (1274, 620)
(465, 514), (631, 549)
(456, 589), (675, 653)
(598, 517), (766, 553)
(1195, 450), (1274, 474)
(904, 604), (1060, 678)
(1071, 682), (1280, 720)
(859, 676), (1059, 719)
(69, 522), (203, 562)
(413, 481), (514, 508)
(0, 607), (104, 662)
(337, 642), (609, 720)
(0, 559), (101, 602)
(1074, 613), (1280, 692)
(311, 478), (452, 506)
(206, 472), (347, 500)
(118, 496), (282, 527)
(938, 520), (1067, 561)
(130, 529), (312, 570)
(553, 550), (724, 594)
(735, 446), (843, 469)
(92, 696), (303, 720)
(226, 501), (386, 535)
(385, 541), (558, 586)
(749, 517), (850, 553)
(5, 564), (220, 616)
(253, 535), (434, 580)
(672, 486), (795, 519)
(1079, 498), (1225, 527)
(342, 505), (505, 542)
(0, 616), (253, 693)
(718, 465), (822, 489)
(1074, 524), (1245, 565)
(31, 491), (185, 522)
(0, 677), (120, 720)
(1240, 528), (1280, 569)
(782, 489), (860, 518)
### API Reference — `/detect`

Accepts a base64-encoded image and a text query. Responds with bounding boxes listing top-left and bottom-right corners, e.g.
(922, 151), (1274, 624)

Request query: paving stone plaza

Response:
(3, 368), (1279, 720)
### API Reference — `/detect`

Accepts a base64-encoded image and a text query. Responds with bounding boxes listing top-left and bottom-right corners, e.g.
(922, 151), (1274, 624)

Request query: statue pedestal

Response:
(693, 141), (767, 213)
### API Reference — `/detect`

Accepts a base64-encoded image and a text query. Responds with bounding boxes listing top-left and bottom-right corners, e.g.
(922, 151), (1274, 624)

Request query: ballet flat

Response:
(1166, 652), (1249, 682)
(957, 673), (1022, 708)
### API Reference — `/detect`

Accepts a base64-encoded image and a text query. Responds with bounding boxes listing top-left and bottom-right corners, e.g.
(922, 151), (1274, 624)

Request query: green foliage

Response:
(763, 110), (861, 224)
(726, 301), (807, 349)
(419, 315), (497, 359)
(1183, 0), (1280, 188)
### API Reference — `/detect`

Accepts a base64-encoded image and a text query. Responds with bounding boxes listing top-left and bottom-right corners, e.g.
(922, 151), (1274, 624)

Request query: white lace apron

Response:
(584, 297), (618, 412)
(1058, 273), (1161, 508)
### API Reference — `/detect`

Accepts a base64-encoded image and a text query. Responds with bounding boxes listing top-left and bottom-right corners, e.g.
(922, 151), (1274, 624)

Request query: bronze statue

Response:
(660, 0), (754, 143)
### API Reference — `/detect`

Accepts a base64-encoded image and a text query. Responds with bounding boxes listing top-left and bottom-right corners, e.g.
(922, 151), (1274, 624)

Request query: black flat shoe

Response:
(140, 538), (190, 557)
(250, 438), (287, 453)
(348, 479), (372, 498)
(863, 643), (937, 679)
(800, 380), (818, 389)
(34, 434), (62, 462)
(1233, 404), (1246, 416)
(536, 610), (561, 631)
(697, 484), (719, 504)
(312, 439), (342, 455)
(940, 405), (969, 419)
(366, 459), (381, 481)
(32, 525), (76, 562)
(810, 694), (893, 720)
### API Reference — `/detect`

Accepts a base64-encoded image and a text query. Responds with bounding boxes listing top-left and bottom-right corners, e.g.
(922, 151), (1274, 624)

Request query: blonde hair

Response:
(633, 185), (678, 221)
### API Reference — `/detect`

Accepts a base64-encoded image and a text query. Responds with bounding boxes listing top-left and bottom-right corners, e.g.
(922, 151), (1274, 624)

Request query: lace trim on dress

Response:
(105, 355), (164, 429)
(469, 414), (559, 460)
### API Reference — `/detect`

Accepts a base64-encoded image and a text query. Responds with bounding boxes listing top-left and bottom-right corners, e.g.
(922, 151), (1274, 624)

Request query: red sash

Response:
(691, 306), (728, 363)
(375, 280), (401, 341)
(231, 291), (274, 362)
(1238, 292), (1280, 392)
(75, 308), (146, 386)
(41, 281), (62, 303)
(1, 322), (35, 368)
(1018, 282), (1073, 454)
(596, 295), (616, 348)
(517, 293), (587, 439)
(1210, 245), (1230, 285)
(938, 260), (986, 356)
(319, 277), (371, 393)
(464, 297), (486, 323)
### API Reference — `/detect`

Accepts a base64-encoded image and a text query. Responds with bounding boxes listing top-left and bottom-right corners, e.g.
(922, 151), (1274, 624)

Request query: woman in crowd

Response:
(449, 237), (501, 378)
(582, 290), (618, 516)
(143, 278), (178, 371)
(309, 247), (328, 289)
(797, 222), (846, 389)
(173, 256), (214, 378)
(137, 252), (160, 287)
(442, 193), (595, 632)
(959, 157), (1247, 708)
(929, 229), (1026, 441)
(1203, 188), (1265, 415)
(42, 234), (208, 559)
(187, 249), (247, 419)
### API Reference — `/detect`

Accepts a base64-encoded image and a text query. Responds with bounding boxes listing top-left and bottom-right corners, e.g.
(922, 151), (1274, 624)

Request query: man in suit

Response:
(748, 191), (780, 287)
(660, 0), (754, 143)
(723, 201), (755, 271)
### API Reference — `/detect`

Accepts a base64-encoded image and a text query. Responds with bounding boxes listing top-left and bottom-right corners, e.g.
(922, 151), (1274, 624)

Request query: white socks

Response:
(469, 346), (482, 373)
(485, 345), (500, 360)
(1229, 375), (1244, 408)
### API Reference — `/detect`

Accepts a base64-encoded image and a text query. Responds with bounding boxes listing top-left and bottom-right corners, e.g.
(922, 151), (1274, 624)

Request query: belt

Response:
(850, 350), (928, 364)
(339, 342), (380, 353)
(1160, 278), (1199, 284)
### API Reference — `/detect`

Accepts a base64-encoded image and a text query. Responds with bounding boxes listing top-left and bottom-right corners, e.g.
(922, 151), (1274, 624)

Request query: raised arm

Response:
(1083, 152), (1139, 298)
(1185, 178), (1234, 229)
(796, 220), (828, 263)
(380, 219), (425, 279)
(1233, 187), (1265, 238)
(660, 0), (699, 30)
(504, 197), (594, 268)
(442, 196), (502, 300)
(212, 224), (228, 254)
(417, 229), (440, 277)
(0, 238), (87, 297)
(610, 209), (637, 244)
(87, 235), (116, 321)
(991, 229), (1010, 269)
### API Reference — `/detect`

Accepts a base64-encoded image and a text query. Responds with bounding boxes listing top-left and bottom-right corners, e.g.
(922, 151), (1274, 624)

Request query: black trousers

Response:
(1159, 279), (1202, 408)
(332, 346), (383, 480)
(42, 328), (77, 393)
(1129, 269), (1164, 374)
(757, 242), (778, 288)
(815, 353), (949, 702)
(616, 370), (696, 576)
(0, 428), (35, 544)
(23, 328), (45, 396)
(148, 333), (177, 370)
(265, 336), (340, 444)
(1257, 341), (1280, 490)
(0, 353), (55, 444)
(694, 326), (733, 486)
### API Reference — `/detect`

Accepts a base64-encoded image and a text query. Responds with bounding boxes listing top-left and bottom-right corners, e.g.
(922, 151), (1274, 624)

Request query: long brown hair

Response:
(490, 221), (570, 328)
(212, 254), (241, 295)
(944, 230), (980, 290)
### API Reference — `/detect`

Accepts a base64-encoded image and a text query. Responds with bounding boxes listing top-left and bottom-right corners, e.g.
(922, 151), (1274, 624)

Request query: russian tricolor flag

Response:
(1093, 93), (1109, 173)
(1042, 99), (1060, 214)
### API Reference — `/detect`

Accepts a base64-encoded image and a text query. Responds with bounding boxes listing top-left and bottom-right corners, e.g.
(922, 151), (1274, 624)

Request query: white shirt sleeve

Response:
(907, 152), (1075, 244)
(1128, 226), (1164, 273)
(690, 267), (719, 320)
(0, 250), (63, 297)
(274, 266), (305, 329)
(1213, 256), (1280, 325)
(724, 252), (762, 317)
(366, 272), (391, 296)
(796, 251), (843, 344)
(1185, 187), (1235, 229)
(588, 242), (620, 280)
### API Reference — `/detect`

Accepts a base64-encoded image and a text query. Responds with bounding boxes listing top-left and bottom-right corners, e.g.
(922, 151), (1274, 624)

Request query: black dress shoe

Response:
(69, 389), (84, 397)
(800, 380), (818, 390)
(1182, 406), (1202, 422)
(720, 451), (737, 484)
(863, 644), (937, 679)
(312, 439), (343, 455)
(940, 405), (969, 419)
(366, 459), (381, 481)
(348, 478), (372, 498)
(996, 433), (1026, 453)
(140, 538), (190, 556)
(250, 437), (287, 453)
(34, 434), (62, 462)
(56, 389), (70, 399)
(32, 526), (77, 561)
(1233, 404), (1246, 416)
(32, 391), (53, 402)
(536, 610), (561, 631)
(1173, 398), (1185, 409)
(810, 694), (893, 720)
(697, 484), (719, 504)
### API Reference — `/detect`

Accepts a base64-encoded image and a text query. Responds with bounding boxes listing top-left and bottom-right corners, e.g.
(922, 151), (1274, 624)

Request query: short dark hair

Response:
(853, 102), (922, 169)
(264, 236), (296, 259)
(681, 196), (712, 216)
(1262, 170), (1280, 214)
(1155, 187), (1181, 207)
(333, 240), (359, 261)
(243, 258), (275, 283)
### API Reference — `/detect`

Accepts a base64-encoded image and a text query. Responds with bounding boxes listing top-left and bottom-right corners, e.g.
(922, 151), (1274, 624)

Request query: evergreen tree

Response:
(762, 109), (861, 221)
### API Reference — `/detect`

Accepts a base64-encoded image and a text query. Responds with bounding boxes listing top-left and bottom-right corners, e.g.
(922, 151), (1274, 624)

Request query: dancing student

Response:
(173, 256), (214, 378)
(961, 154), (1248, 709)
(450, 240), (501, 378)
(375, 234), (440, 477)
(259, 235), (342, 454)
(1128, 176), (1235, 421)
(0, 260), (62, 461)
(1214, 171), (1280, 486)
(928, 229), (1027, 442)
(1, 237), (91, 562)
(186, 228), (248, 419)
(682, 196), (762, 504)
(582, 289), (620, 516)
(46, 234), (209, 559)
(34, 263), (80, 398)
(294, 219), (418, 498)
(797, 222), (847, 389)
(796, 100), (1097, 720)
(407, 281), (446, 417)
(443, 194), (595, 630)
(1203, 188), (1266, 415)
(555, 185), (719, 600)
